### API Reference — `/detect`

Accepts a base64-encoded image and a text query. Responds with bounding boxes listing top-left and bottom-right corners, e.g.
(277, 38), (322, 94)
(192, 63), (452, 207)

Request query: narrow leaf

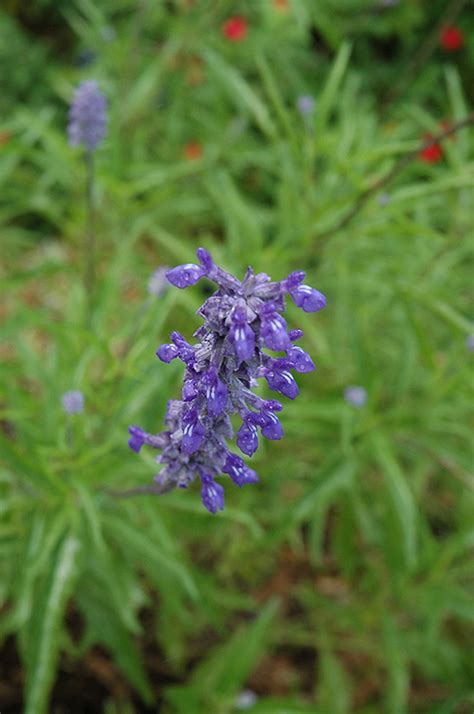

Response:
(24, 535), (80, 714)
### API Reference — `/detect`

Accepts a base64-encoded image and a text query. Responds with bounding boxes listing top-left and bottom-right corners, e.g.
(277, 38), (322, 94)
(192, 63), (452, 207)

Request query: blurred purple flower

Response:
(128, 248), (326, 513)
(466, 334), (474, 352)
(61, 390), (84, 414)
(344, 386), (367, 408)
(100, 25), (116, 42)
(68, 80), (107, 152)
(235, 689), (258, 710)
(147, 266), (170, 297)
(378, 192), (390, 207)
(296, 95), (315, 118)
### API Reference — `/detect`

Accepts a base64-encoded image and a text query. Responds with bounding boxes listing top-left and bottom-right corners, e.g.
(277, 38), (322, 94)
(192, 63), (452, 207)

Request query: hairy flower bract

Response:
(128, 248), (326, 513)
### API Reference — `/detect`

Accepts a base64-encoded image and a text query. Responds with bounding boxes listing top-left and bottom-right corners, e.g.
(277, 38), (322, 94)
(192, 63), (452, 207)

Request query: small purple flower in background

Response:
(61, 390), (84, 415)
(68, 80), (107, 152)
(128, 248), (326, 513)
(378, 192), (390, 207)
(296, 95), (315, 118)
(344, 386), (367, 409)
(147, 266), (170, 297)
(100, 25), (116, 43)
(466, 334), (474, 352)
(235, 689), (258, 710)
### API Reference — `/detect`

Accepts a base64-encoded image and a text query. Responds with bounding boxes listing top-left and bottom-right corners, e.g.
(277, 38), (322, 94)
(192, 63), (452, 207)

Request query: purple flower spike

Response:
(166, 264), (206, 289)
(264, 365), (299, 400)
(290, 285), (326, 313)
(68, 80), (107, 152)
(289, 329), (304, 342)
(157, 343), (179, 363)
(259, 411), (284, 440)
(297, 95), (315, 118)
(260, 308), (291, 352)
(61, 390), (84, 414)
(127, 247), (325, 512)
(203, 368), (228, 417)
(285, 271), (305, 290)
(201, 474), (225, 513)
(237, 419), (259, 457)
(196, 247), (214, 272)
(181, 409), (205, 454)
(128, 425), (145, 453)
(229, 307), (255, 362)
(182, 378), (200, 401)
(287, 346), (315, 373)
(171, 332), (195, 366)
(344, 386), (367, 408)
(223, 454), (259, 487)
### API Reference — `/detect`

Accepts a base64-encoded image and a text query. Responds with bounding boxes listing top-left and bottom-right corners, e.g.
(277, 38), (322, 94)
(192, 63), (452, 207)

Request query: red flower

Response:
(183, 142), (203, 161)
(440, 26), (464, 52)
(419, 136), (443, 164)
(222, 16), (248, 42)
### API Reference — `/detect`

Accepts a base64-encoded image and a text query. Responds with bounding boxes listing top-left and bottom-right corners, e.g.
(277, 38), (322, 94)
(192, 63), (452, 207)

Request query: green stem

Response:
(84, 150), (96, 317)
(65, 418), (73, 450)
(101, 484), (174, 498)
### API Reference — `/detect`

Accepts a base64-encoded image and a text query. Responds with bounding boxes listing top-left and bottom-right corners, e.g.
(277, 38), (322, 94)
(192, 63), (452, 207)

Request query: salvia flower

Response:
(128, 248), (326, 513)
(344, 386), (367, 409)
(68, 80), (107, 152)
(62, 390), (84, 414)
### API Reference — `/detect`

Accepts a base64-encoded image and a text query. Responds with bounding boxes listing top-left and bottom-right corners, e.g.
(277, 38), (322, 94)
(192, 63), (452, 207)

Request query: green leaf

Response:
(204, 49), (277, 139)
(371, 431), (418, 572)
(382, 615), (409, 714)
(77, 584), (153, 703)
(166, 598), (280, 710)
(250, 700), (324, 714)
(318, 647), (351, 714)
(316, 42), (352, 130)
(400, 284), (472, 333)
(295, 459), (354, 523)
(24, 534), (80, 714)
(195, 597), (279, 697)
(103, 512), (198, 601)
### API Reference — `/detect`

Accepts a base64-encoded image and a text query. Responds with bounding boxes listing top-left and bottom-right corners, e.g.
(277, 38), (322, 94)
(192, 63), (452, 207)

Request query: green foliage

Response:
(1, 2), (473, 713)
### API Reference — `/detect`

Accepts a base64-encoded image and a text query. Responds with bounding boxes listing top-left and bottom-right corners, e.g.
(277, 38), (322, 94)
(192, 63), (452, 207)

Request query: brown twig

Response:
(311, 112), (474, 244)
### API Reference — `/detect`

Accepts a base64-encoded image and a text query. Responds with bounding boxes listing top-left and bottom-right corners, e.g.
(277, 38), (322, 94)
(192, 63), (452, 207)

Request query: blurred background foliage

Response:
(0, 1), (473, 713)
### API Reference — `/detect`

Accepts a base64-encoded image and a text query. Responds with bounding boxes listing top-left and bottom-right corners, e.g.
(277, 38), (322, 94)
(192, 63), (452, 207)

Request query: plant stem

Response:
(85, 150), (96, 317)
(102, 483), (175, 498)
